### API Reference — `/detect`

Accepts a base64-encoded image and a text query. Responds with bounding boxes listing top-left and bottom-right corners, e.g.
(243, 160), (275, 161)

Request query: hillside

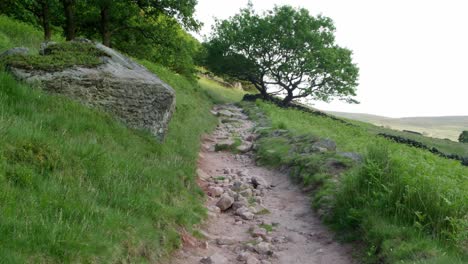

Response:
(327, 111), (468, 141)
(0, 16), (244, 263)
(1, 10), (467, 264)
(248, 101), (468, 263)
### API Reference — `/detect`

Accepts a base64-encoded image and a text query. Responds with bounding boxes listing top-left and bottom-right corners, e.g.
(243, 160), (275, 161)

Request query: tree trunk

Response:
(40, 0), (52, 41)
(62, 0), (76, 41)
(259, 88), (269, 99)
(100, 5), (111, 47)
(282, 91), (294, 105)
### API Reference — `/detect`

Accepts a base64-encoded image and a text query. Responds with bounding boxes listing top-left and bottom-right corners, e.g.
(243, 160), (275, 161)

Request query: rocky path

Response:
(169, 104), (354, 264)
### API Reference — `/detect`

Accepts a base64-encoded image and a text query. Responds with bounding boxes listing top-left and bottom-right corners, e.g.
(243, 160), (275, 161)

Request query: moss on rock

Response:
(1, 42), (107, 71)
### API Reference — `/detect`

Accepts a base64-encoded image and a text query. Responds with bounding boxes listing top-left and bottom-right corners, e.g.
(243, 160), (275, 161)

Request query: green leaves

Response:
(205, 4), (359, 105)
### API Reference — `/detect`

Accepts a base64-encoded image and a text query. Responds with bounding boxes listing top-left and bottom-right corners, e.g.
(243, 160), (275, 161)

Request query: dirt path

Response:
(169, 104), (354, 264)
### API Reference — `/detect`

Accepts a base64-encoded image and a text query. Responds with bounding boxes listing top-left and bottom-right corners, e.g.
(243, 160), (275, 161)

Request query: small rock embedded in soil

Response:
(255, 242), (273, 255)
(199, 253), (227, 264)
(236, 207), (255, 220)
(216, 194), (234, 211)
(207, 186), (224, 197)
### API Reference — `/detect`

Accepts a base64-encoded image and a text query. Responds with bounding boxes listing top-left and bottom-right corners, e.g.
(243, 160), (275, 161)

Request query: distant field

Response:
(327, 111), (468, 141)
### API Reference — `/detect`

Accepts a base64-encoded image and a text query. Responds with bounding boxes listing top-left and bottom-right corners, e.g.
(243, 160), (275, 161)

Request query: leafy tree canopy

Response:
(204, 4), (359, 105)
(0, 0), (202, 78)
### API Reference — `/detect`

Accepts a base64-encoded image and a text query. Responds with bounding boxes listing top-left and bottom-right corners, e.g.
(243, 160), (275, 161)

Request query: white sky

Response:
(194, 0), (468, 118)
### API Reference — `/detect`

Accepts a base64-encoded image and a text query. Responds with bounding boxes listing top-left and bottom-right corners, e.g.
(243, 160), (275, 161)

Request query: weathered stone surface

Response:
(236, 143), (252, 153)
(200, 253), (227, 264)
(254, 242), (272, 255)
(337, 152), (363, 163)
(216, 237), (236, 246)
(312, 138), (336, 152)
(6, 42), (175, 140)
(39, 41), (57, 55)
(0, 47), (29, 57)
(208, 186), (224, 197)
(251, 176), (268, 188)
(216, 194), (234, 211)
(235, 207), (254, 220)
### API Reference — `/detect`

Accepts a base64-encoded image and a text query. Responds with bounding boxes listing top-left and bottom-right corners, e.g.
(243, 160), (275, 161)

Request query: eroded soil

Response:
(169, 104), (354, 264)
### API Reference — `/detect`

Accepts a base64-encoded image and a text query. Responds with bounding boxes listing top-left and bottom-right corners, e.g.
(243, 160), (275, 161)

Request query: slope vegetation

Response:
(0, 16), (244, 262)
(328, 110), (468, 141)
(246, 100), (467, 264)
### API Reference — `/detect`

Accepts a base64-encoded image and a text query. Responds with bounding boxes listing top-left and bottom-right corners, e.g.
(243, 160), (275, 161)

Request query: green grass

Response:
(259, 223), (274, 232)
(328, 111), (467, 141)
(244, 101), (468, 264)
(0, 64), (219, 262)
(369, 124), (468, 158)
(198, 77), (245, 104)
(0, 15), (62, 53)
(0, 16), (245, 263)
(332, 115), (468, 158)
(2, 42), (106, 71)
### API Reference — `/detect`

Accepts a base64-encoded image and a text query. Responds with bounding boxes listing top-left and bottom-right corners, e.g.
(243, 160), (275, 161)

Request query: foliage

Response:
(1, 42), (106, 70)
(0, 0), (202, 77)
(0, 0), (64, 40)
(133, 0), (200, 31)
(114, 15), (202, 78)
(459, 131), (468, 143)
(0, 15), (47, 52)
(242, 100), (468, 263)
(205, 4), (359, 105)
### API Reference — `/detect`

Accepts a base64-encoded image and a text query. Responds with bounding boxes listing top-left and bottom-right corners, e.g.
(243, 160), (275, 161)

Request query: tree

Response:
(61, 0), (76, 40)
(459, 131), (468, 143)
(204, 4), (359, 105)
(0, 0), (61, 41)
(134, 0), (200, 31)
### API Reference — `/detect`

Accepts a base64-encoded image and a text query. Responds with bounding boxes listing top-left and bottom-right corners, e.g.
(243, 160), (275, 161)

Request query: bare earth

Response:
(168, 104), (355, 264)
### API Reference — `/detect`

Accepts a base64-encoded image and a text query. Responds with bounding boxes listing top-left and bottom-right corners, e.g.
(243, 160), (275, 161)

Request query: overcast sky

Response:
(194, 0), (467, 118)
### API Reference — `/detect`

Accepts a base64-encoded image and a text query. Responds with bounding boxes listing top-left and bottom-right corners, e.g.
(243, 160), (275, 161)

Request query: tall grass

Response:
(0, 15), (245, 262)
(198, 77), (246, 104)
(253, 101), (468, 263)
(0, 15), (45, 52)
(0, 64), (220, 262)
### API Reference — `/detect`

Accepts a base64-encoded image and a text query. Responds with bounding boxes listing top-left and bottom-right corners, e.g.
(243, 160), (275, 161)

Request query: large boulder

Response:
(4, 41), (175, 140)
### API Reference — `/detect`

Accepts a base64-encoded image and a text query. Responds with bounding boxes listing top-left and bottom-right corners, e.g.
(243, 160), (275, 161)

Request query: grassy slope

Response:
(253, 101), (467, 263)
(328, 111), (468, 142)
(0, 15), (62, 53)
(0, 15), (244, 263)
(328, 114), (468, 158)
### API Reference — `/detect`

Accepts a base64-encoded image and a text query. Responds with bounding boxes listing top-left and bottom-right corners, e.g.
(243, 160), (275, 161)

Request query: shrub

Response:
(459, 131), (468, 143)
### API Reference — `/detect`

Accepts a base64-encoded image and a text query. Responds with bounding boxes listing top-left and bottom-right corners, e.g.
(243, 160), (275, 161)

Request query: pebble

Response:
(208, 186), (224, 197)
(255, 242), (272, 255)
(251, 227), (268, 239)
(200, 253), (227, 264)
(216, 194), (234, 211)
(216, 237), (236, 246)
(236, 207), (255, 220)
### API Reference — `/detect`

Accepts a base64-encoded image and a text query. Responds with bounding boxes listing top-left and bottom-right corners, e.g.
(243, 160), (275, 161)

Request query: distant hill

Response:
(326, 111), (468, 141)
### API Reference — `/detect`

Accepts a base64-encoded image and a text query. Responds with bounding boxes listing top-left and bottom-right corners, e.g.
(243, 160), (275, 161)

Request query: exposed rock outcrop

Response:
(4, 41), (175, 140)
